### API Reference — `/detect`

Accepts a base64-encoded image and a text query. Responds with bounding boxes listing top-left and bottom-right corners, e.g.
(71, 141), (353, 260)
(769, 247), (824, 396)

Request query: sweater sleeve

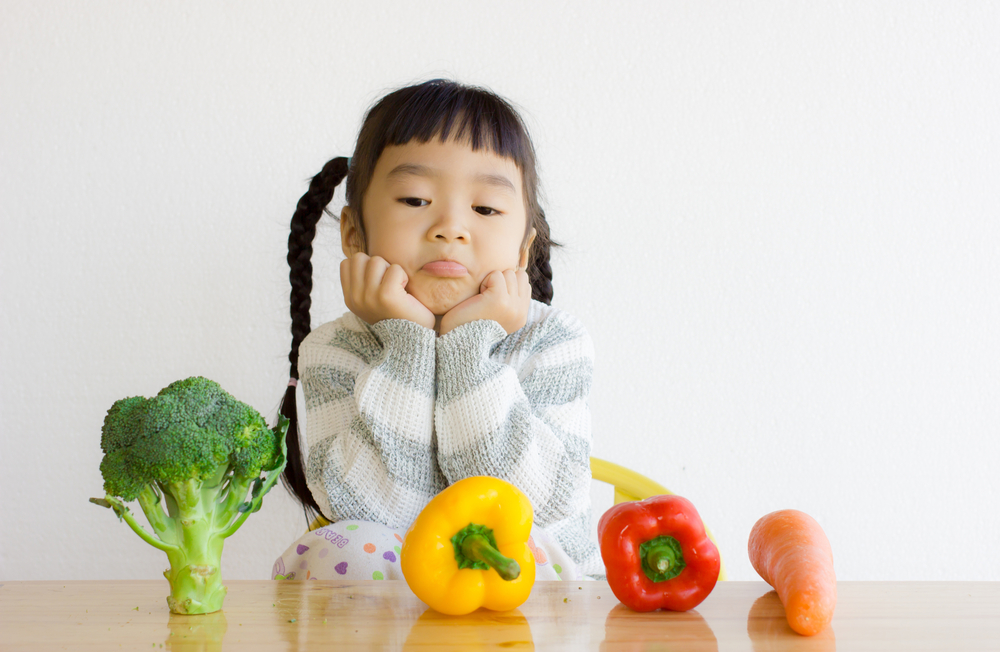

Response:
(299, 316), (444, 528)
(434, 314), (604, 575)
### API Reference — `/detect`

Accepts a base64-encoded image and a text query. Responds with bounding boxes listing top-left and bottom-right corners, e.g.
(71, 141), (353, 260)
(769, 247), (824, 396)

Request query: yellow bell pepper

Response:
(400, 476), (536, 615)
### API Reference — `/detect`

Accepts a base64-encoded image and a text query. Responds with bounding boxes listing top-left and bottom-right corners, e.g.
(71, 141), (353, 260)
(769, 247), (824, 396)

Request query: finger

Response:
(503, 269), (518, 296)
(340, 258), (353, 308)
(350, 252), (370, 306)
(381, 263), (409, 297)
(363, 255), (389, 297)
(481, 270), (504, 294)
(516, 268), (530, 299)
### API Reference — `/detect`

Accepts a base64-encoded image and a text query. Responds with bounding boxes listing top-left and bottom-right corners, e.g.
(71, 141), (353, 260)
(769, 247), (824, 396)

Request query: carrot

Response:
(748, 509), (836, 636)
(747, 590), (836, 649)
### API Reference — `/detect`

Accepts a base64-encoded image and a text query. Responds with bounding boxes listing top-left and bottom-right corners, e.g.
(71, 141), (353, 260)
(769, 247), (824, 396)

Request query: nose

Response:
(428, 201), (470, 243)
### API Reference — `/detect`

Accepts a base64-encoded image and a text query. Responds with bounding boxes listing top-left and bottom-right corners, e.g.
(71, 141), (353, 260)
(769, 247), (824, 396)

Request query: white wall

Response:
(2, 1), (998, 583)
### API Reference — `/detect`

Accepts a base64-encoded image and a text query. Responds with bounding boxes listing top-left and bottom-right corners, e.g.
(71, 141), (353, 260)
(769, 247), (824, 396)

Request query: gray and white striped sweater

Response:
(298, 299), (604, 578)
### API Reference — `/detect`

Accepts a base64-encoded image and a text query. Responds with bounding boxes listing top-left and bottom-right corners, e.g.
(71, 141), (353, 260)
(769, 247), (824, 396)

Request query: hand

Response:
(340, 252), (436, 330)
(438, 268), (531, 337)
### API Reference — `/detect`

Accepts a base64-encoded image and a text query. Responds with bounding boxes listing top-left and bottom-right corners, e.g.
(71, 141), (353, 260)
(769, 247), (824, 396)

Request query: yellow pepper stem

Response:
(451, 523), (521, 581)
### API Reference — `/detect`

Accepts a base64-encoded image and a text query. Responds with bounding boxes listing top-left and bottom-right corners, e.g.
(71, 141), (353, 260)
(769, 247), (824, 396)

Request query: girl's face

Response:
(342, 137), (536, 316)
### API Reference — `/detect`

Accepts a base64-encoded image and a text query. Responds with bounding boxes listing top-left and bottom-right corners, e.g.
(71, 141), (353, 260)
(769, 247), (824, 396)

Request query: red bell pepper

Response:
(598, 494), (720, 612)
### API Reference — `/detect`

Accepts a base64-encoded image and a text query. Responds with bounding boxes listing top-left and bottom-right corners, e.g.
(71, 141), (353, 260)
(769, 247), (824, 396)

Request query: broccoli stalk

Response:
(91, 377), (288, 615)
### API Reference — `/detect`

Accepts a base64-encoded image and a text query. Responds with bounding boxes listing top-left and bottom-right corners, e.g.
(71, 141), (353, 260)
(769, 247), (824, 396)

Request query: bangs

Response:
(374, 80), (534, 168)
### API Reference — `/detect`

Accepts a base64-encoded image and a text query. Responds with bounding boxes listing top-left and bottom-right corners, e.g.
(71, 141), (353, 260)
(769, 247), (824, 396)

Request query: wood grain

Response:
(1, 581), (997, 650)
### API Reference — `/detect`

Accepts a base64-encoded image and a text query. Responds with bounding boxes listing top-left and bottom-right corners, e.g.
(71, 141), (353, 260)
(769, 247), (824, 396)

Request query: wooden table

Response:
(2, 580), (998, 650)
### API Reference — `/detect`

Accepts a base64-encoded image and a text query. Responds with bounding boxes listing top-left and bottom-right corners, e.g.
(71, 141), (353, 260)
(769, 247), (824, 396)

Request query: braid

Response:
(528, 208), (559, 305)
(280, 155), (350, 519)
(288, 157), (350, 377)
(529, 244), (554, 305)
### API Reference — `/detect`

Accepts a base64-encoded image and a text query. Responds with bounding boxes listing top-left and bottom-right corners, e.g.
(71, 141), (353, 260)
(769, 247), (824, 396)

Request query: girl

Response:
(272, 79), (604, 583)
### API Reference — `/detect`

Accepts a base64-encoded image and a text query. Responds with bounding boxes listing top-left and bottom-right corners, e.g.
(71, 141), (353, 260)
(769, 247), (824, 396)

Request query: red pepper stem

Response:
(639, 535), (686, 582)
(461, 534), (521, 581)
(645, 541), (681, 575)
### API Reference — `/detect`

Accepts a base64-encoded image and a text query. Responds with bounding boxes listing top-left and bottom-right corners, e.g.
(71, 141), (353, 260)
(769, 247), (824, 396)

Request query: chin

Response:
(413, 281), (473, 315)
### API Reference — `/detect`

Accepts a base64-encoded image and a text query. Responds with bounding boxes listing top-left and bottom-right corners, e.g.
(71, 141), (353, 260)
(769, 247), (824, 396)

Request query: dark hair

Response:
(278, 78), (563, 519)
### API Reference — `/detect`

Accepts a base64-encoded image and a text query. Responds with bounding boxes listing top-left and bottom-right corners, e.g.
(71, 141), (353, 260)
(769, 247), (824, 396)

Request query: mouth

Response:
(421, 260), (468, 277)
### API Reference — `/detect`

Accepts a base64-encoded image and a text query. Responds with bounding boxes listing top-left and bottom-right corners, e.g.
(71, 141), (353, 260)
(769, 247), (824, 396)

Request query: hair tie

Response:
(345, 156), (352, 168)
(288, 378), (298, 387)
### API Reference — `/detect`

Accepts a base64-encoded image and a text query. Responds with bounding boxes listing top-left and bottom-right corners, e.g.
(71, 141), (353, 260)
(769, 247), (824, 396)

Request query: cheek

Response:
(364, 236), (400, 261)
(363, 217), (420, 260)
(478, 236), (522, 269)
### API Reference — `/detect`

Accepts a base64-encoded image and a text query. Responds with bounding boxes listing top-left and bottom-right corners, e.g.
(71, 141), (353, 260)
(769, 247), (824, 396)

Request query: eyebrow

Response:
(385, 163), (517, 196)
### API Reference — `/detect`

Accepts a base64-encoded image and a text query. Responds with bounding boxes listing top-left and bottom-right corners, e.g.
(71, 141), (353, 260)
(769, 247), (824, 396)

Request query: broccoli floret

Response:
(91, 376), (288, 615)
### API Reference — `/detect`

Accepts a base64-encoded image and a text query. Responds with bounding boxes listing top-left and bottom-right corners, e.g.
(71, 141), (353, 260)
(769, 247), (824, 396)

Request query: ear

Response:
(341, 206), (363, 258)
(518, 227), (537, 270)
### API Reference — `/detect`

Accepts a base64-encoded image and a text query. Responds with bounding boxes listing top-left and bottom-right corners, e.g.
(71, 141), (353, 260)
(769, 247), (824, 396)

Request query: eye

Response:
(474, 206), (501, 216)
(400, 198), (429, 207)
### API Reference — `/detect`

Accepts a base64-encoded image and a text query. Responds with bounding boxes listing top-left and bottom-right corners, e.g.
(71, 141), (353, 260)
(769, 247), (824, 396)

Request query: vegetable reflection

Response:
(601, 602), (718, 651)
(403, 607), (534, 650)
(747, 590), (836, 651)
(165, 610), (227, 651)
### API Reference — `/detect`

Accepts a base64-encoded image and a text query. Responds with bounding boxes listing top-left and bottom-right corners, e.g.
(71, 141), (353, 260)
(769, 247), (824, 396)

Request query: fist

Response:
(340, 252), (436, 330)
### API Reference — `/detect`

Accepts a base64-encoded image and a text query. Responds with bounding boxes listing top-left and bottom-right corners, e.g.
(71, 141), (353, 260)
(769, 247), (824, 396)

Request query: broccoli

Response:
(90, 376), (288, 615)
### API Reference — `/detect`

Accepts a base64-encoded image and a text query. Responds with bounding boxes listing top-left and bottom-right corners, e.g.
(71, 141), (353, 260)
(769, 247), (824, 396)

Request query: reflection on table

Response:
(2, 580), (998, 650)
(747, 590), (836, 652)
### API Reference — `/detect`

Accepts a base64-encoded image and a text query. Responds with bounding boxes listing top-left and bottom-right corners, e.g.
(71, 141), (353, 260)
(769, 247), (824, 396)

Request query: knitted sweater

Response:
(297, 299), (604, 578)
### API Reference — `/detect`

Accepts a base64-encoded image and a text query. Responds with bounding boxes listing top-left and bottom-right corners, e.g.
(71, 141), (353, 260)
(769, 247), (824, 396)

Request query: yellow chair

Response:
(309, 456), (727, 581)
